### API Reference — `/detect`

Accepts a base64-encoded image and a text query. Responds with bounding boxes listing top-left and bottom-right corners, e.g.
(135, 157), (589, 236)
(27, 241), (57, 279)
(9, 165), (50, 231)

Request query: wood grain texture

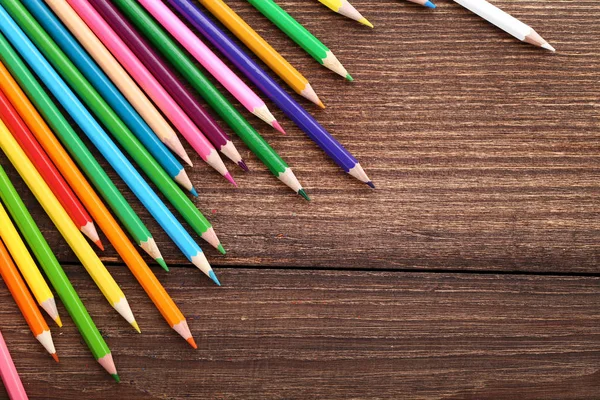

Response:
(0, 1), (599, 398)
(0, 267), (599, 399)
(1, 0), (598, 273)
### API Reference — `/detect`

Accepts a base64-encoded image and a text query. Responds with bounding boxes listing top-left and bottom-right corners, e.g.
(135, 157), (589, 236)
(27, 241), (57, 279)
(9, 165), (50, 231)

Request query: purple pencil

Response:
(88, 0), (247, 171)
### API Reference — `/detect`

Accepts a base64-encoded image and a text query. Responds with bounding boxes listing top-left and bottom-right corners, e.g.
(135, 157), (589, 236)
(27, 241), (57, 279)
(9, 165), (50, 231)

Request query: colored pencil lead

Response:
(238, 160), (249, 172)
(367, 181), (376, 189)
(298, 189), (311, 202)
(112, 374), (120, 383)
(217, 243), (226, 255)
(51, 353), (59, 363)
(172, 319), (197, 348)
(131, 320), (141, 334)
(187, 337), (198, 349)
(425, 1), (437, 8)
(358, 18), (374, 28)
(224, 172), (238, 187)
(272, 120), (286, 135)
(208, 270), (221, 286)
(82, 223), (103, 249)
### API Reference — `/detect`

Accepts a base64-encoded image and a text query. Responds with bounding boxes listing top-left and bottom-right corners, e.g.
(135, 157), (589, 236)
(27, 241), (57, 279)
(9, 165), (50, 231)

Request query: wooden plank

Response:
(1, 0), (598, 274)
(0, 267), (598, 399)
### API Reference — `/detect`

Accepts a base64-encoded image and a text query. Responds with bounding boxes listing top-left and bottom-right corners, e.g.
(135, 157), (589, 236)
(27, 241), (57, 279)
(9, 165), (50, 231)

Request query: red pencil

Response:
(0, 88), (102, 249)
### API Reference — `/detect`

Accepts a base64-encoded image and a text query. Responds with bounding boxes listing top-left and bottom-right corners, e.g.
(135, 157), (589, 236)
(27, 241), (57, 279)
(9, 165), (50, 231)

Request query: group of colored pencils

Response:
(0, 0), (554, 395)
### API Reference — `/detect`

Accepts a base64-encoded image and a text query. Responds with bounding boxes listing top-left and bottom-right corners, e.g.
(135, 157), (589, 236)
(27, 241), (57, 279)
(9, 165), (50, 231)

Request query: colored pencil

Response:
(0, 14), (220, 282)
(0, 90), (102, 249)
(0, 89), (194, 344)
(167, 0), (374, 187)
(197, 0), (323, 108)
(88, 0), (247, 171)
(0, 202), (60, 326)
(0, 165), (118, 381)
(0, 55), (166, 269)
(115, 0), (307, 198)
(1, 0), (224, 254)
(247, 0), (352, 80)
(34, 5), (191, 168)
(403, 0), (437, 9)
(63, 0), (234, 184)
(0, 123), (139, 331)
(317, 0), (373, 28)
(453, 0), (554, 51)
(25, 0), (194, 193)
(0, 71), (195, 344)
(0, 238), (57, 360)
(36, 0), (182, 170)
(137, 0), (285, 134)
(0, 329), (28, 400)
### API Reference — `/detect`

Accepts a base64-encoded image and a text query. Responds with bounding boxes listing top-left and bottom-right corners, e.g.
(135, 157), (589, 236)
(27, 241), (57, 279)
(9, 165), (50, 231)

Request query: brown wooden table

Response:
(0, 0), (599, 398)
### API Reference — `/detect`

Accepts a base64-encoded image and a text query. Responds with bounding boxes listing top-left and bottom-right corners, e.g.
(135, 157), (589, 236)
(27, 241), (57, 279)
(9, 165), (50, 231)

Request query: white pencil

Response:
(453, 0), (555, 51)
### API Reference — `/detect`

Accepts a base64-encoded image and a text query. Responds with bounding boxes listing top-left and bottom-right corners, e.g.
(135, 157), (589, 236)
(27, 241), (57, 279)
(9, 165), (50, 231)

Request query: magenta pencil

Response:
(88, 0), (247, 171)
(0, 330), (28, 400)
(66, 0), (235, 185)
(137, 0), (285, 134)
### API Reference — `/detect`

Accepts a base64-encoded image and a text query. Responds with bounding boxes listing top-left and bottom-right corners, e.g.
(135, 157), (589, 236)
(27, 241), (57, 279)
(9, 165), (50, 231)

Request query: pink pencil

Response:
(67, 0), (235, 185)
(0, 330), (28, 400)
(137, 0), (285, 134)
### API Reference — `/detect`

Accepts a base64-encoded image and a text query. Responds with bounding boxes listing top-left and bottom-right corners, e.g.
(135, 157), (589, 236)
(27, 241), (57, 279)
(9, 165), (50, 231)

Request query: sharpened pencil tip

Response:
(112, 374), (120, 383)
(94, 239), (105, 251)
(542, 43), (556, 52)
(346, 74), (354, 82)
(54, 316), (63, 328)
(424, 1), (437, 8)
(156, 257), (168, 269)
(186, 337), (198, 349)
(358, 18), (374, 28)
(298, 189), (310, 201)
(52, 353), (59, 363)
(366, 181), (376, 189)
(209, 270), (221, 286)
(272, 121), (286, 134)
(217, 243), (226, 255)
(237, 160), (249, 172)
(224, 172), (238, 187)
(131, 320), (141, 334)
(190, 187), (199, 197)
(317, 100), (326, 109)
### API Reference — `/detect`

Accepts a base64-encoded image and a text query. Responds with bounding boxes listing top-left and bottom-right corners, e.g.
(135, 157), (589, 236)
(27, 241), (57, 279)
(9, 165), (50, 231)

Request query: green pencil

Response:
(246, 0), (352, 80)
(1, 0), (224, 254)
(0, 165), (119, 381)
(114, 0), (306, 197)
(0, 33), (166, 269)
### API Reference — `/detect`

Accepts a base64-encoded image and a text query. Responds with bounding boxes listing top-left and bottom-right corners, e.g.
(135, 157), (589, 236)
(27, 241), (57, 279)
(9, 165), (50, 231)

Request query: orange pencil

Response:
(0, 90), (102, 250)
(0, 63), (196, 347)
(0, 238), (58, 361)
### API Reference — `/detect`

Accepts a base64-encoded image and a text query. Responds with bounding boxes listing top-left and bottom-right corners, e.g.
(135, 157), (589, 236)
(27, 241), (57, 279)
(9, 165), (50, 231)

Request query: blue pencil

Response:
(0, 6), (219, 284)
(22, 0), (194, 194)
(167, 0), (374, 188)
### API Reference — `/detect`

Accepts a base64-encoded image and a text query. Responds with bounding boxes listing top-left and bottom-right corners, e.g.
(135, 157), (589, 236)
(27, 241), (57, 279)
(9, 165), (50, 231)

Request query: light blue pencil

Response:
(0, 6), (219, 284)
(23, 0), (195, 195)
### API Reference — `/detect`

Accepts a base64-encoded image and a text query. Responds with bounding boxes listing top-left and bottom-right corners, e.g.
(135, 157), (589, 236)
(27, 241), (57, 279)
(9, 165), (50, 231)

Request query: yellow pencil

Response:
(0, 117), (139, 332)
(316, 0), (373, 28)
(0, 201), (61, 326)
